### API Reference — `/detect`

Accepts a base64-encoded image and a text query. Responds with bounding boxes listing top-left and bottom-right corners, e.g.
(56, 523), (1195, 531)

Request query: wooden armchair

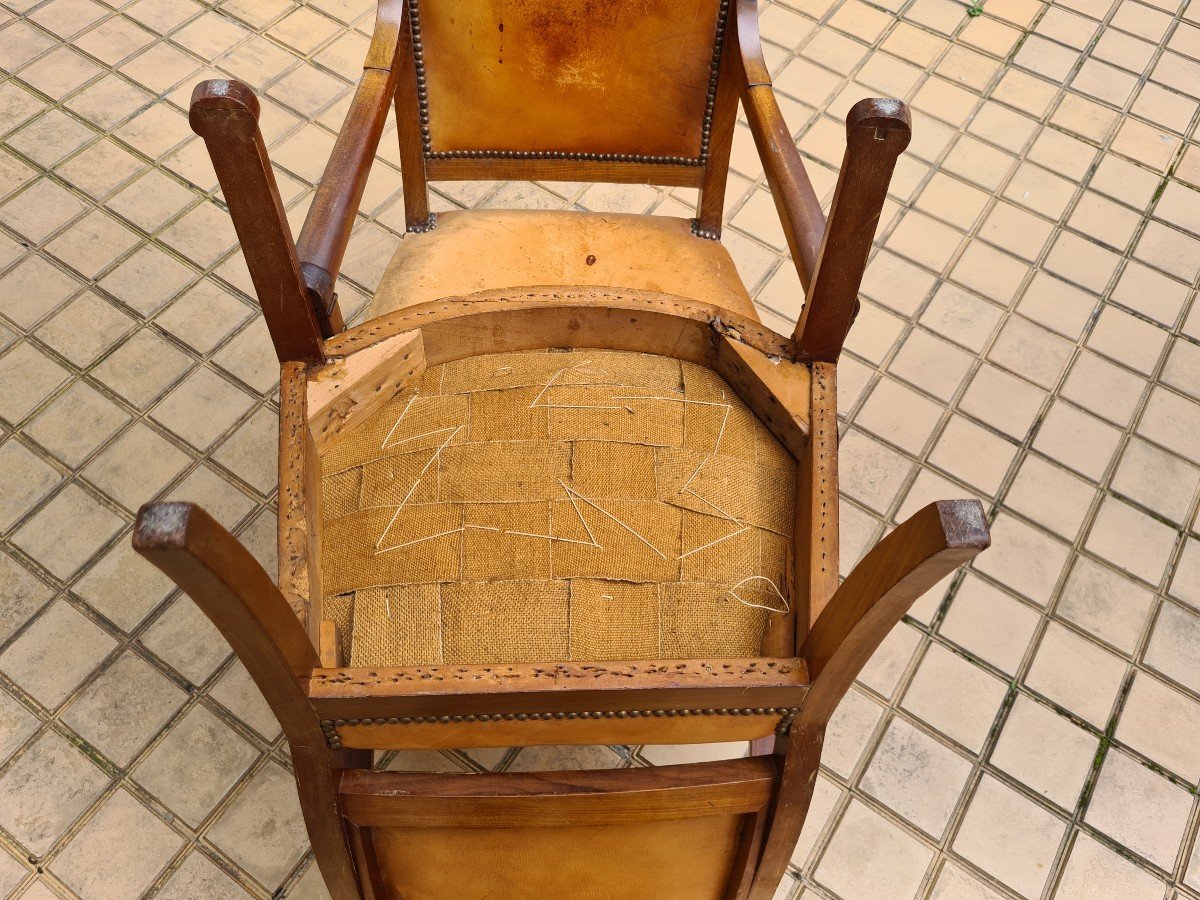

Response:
(132, 1), (991, 898)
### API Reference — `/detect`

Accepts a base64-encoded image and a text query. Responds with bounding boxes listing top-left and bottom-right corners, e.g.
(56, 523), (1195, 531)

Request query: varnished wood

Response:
(342, 757), (775, 826)
(393, 0), (429, 229)
(332, 714), (782, 751)
(320, 621), (344, 668)
(189, 81), (325, 364)
(732, 0), (824, 290)
(409, 0), (724, 161)
(696, 26), (741, 237)
(747, 500), (990, 899)
(341, 758), (776, 900)
(796, 361), (839, 640)
(324, 288), (796, 365)
(800, 500), (989, 727)
(131, 503), (364, 900)
(793, 99), (911, 360)
(158, 9), (971, 897)
(423, 156), (705, 187)
(369, 211), (759, 321)
(306, 330), (425, 454)
(278, 362), (322, 637)
(308, 657), (808, 720)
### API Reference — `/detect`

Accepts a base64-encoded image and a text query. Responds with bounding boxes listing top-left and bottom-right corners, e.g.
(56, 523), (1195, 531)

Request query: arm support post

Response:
(792, 98), (911, 361)
(132, 502), (322, 742)
(800, 499), (990, 727)
(295, 0), (406, 333)
(748, 500), (988, 899)
(190, 80), (326, 364)
(734, 0), (824, 289)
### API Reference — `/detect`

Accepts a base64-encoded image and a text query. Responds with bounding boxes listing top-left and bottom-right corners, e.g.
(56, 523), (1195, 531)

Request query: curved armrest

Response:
(294, 0), (406, 332)
(133, 502), (324, 743)
(799, 500), (989, 727)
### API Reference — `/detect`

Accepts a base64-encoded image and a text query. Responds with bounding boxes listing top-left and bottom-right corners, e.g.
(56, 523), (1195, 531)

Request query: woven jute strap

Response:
(320, 349), (795, 666)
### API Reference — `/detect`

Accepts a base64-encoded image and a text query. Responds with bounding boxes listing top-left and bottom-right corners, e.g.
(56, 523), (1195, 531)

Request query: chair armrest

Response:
(731, 0), (824, 290)
(132, 502), (323, 737)
(799, 500), (990, 727)
(294, 0), (406, 333)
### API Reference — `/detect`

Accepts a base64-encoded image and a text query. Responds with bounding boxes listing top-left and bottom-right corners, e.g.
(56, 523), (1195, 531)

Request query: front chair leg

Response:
(793, 98), (911, 362)
(747, 500), (990, 899)
(132, 503), (365, 900)
(190, 80), (328, 363)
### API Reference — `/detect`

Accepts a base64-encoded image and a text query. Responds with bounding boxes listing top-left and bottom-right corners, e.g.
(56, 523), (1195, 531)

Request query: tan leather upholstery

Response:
(368, 210), (758, 319)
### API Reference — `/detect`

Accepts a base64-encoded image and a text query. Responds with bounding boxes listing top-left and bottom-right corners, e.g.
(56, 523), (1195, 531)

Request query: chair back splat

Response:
(129, 1), (993, 897)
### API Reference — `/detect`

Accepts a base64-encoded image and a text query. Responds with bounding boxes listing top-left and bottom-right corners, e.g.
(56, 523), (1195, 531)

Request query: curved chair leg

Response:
(133, 503), (366, 900)
(747, 500), (990, 899)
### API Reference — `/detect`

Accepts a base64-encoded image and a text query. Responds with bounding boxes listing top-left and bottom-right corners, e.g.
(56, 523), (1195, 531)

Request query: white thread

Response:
(382, 425), (456, 452)
(678, 526), (749, 559)
(374, 425), (462, 552)
(380, 394), (420, 449)
(683, 487), (740, 523)
(728, 575), (789, 614)
(377, 527), (463, 553)
(558, 480), (601, 548)
(562, 483), (668, 560)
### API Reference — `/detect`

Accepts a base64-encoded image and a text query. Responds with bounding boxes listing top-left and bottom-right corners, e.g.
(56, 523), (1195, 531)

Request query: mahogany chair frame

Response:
(134, 2), (992, 897)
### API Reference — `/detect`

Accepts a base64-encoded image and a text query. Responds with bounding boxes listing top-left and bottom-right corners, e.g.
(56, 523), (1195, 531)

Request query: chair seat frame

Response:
(132, 1), (992, 897)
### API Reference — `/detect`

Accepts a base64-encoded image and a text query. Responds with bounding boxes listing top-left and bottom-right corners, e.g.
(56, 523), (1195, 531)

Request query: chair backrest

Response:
(339, 757), (776, 900)
(394, 0), (738, 232)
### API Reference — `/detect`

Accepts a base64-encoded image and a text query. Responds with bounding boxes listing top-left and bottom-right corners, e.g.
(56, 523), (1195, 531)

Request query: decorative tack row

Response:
(321, 705), (800, 748)
(404, 0), (732, 169)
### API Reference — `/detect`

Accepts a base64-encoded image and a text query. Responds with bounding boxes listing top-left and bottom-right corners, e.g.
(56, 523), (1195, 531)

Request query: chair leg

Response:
(189, 80), (327, 364)
(792, 99), (911, 362)
(133, 503), (365, 899)
(746, 501), (990, 898)
(295, 746), (372, 900)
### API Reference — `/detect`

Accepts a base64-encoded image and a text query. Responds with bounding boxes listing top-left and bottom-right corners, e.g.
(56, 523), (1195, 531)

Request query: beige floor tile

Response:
(1144, 601), (1200, 695)
(51, 788), (183, 899)
(134, 705), (258, 826)
(822, 686), (885, 777)
(940, 574), (1040, 674)
(1065, 352), (1145, 422)
(1025, 622), (1127, 726)
(1034, 400), (1122, 481)
(156, 850), (246, 900)
(1005, 455), (1096, 540)
(11, 484), (123, 579)
(960, 364), (1046, 439)
(1057, 556), (1155, 653)
(1117, 671), (1200, 783)
(209, 761), (326, 890)
(901, 643), (1008, 752)
(815, 799), (933, 900)
(953, 774), (1068, 898)
(60, 650), (185, 766)
(1139, 386), (1200, 460)
(0, 440), (61, 532)
(856, 377), (945, 454)
(140, 597), (231, 685)
(1057, 831), (1166, 900)
(1085, 496), (1178, 586)
(861, 716), (973, 837)
(1085, 749), (1193, 870)
(0, 730), (109, 855)
(991, 694), (1099, 812)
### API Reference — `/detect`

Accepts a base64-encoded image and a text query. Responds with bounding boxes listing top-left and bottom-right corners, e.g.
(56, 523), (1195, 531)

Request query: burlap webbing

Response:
(319, 349), (795, 666)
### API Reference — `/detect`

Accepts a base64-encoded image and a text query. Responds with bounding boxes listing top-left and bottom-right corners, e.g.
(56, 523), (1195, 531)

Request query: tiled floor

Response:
(0, 0), (1197, 897)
